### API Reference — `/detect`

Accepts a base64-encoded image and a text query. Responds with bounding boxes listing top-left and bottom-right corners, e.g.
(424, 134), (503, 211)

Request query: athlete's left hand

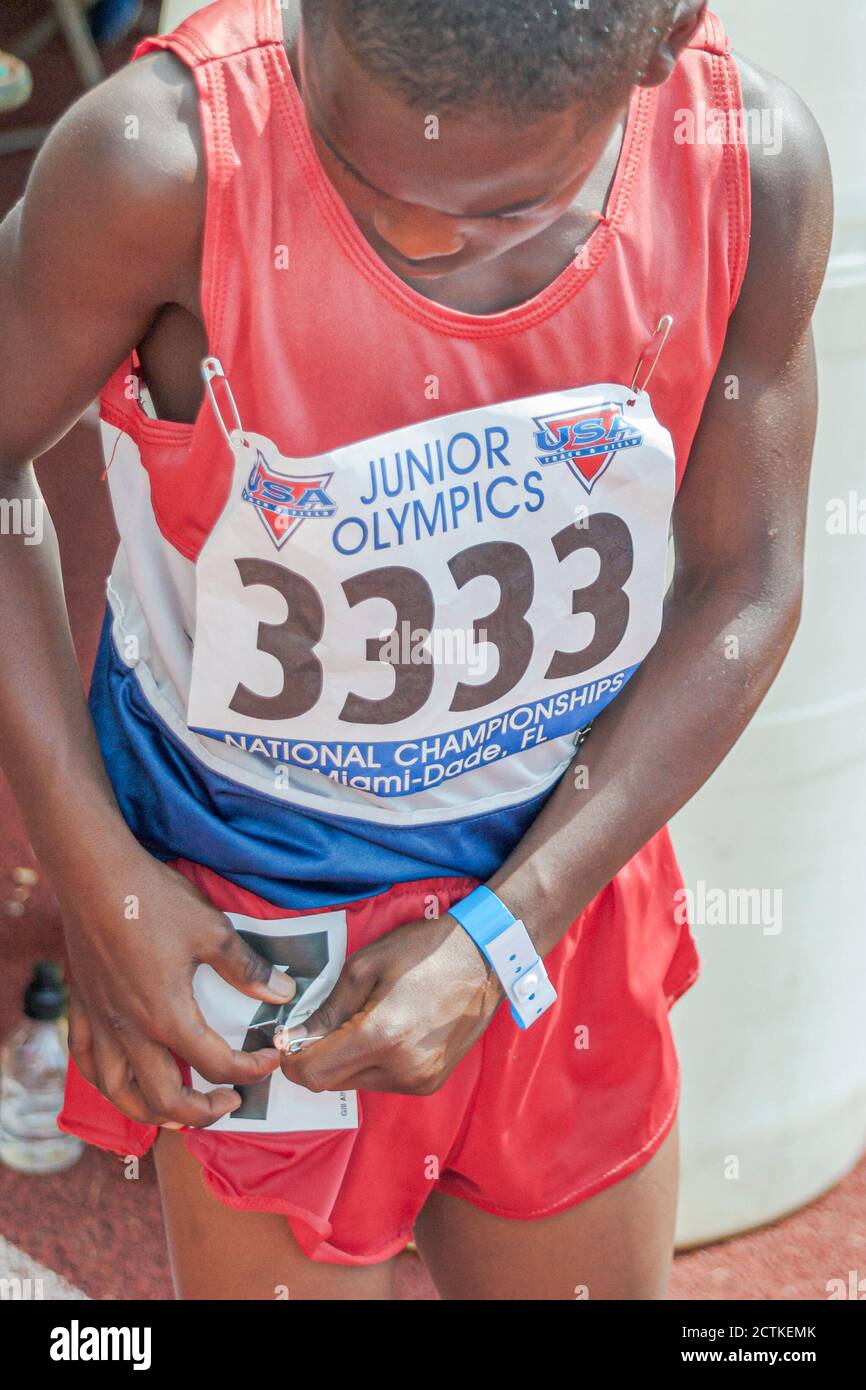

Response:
(276, 915), (503, 1095)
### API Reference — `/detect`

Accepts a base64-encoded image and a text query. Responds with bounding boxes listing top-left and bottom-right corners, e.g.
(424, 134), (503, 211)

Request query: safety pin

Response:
(246, 1004), (306, 1036)
(630, 315), (674, 395)
(281, 1035), (326, 1054)
(201, 355), (245, 449)
(248, 1012), (283, 1031)
(249, 993), (300, 1034)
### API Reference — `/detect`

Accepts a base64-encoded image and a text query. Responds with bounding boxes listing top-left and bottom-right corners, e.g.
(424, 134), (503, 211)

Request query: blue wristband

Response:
(449, 886), (557, 1030)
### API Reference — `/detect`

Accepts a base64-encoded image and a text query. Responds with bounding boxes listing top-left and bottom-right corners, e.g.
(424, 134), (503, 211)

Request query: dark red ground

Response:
(1, 1), (863, 1301)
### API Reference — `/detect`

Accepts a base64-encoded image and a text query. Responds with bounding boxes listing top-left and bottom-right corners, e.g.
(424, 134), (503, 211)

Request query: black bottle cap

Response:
(23, 961), (66, 1021)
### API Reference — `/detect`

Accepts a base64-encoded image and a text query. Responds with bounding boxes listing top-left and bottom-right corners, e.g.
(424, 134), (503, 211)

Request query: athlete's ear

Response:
(636, 0), (708, 89)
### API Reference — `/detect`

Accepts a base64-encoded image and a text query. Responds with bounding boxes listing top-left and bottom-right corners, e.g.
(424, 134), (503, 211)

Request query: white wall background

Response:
(672, 0), (866, 1244)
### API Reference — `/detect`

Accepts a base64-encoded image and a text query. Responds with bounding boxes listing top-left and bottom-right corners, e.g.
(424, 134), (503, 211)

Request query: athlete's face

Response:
(299, 21), (631, 283)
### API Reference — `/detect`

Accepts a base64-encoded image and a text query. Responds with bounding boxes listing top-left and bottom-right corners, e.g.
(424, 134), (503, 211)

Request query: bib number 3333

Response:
(187, 379), (676, 797)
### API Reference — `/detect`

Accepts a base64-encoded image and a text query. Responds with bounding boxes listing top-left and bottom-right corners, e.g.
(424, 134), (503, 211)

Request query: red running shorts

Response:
(60, 826), (698, 1266)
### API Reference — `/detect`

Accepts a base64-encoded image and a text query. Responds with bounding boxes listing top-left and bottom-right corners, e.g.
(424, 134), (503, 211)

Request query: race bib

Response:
(187, 380), (676, 800)
(190, 910), (358, 1133)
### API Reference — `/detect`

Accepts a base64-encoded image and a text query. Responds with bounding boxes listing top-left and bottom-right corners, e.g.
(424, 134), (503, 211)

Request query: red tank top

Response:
(90, 0), (750, 894)
(103, 0), (749, 559)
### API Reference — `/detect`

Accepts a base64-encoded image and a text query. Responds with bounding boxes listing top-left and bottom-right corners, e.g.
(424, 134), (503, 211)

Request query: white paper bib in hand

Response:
(190, 910), (358, 1133)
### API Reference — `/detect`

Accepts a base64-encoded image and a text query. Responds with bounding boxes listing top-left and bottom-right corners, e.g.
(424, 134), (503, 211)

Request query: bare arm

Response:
(0, 54), (199, 892)
(0, 55), (293, 1126)
(489, 61), (834, 951)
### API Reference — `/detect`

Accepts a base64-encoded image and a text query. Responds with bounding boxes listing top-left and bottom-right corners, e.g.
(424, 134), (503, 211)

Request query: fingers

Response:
(124, 1037), (248, 1128)
(203, 917), (297, 1005)
(70, 993), (281, 1126)
(283, 1028), (439, 1097)
(278, 962), (379, 1092)
(316, 1066), (437, 1097)
(167, 998), (282, 1088)
(67, 991), (96, 1085)
(275, 957), (373, 1058)
(88, 1033), (161, 1125)
(85, 1029), (250, 1128)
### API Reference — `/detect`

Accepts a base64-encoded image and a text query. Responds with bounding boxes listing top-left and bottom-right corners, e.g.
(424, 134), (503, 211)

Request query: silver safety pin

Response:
(248, 1013), (283, 1031)
(630, 315), (674, 395)
(253, 992), (301, 1035)
(201, 355), (245, 449)
(284, 1035), (326, 1054)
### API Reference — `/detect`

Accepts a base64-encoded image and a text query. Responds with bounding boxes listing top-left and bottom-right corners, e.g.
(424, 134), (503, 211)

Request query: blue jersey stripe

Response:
(90, 613), (557, 909)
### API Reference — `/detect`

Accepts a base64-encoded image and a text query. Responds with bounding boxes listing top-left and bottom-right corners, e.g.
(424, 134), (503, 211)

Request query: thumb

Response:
(275, 964), (372, 1056)
(202, 920), (297, 1006)
(67, 989), (96, 1084)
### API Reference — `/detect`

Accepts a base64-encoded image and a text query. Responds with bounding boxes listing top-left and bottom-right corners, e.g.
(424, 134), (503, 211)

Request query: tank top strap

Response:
(681, 9), (752, 314)
(127, 0), (285, 363)
(692, 9), (733, 57)
(131, 0), (278, 66)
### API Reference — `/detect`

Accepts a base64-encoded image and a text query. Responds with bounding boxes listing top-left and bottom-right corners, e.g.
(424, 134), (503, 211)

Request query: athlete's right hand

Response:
(62, 852), (296, 1129)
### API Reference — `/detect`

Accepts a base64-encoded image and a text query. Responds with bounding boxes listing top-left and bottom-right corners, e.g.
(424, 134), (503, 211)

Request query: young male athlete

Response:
(0, 0), (831, 1299)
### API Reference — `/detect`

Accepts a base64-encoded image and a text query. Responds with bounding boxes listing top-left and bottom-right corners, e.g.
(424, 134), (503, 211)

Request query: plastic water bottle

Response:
(0, 962), (83, 1174)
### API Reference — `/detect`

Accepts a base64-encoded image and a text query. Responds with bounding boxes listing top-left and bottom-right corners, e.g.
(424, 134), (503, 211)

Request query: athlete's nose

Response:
(373, 200), (466, 261)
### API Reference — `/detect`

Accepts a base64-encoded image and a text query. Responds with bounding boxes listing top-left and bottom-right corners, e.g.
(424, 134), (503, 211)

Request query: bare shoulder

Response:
(17, 49), (205, 305)
(732, 54), (833, 329)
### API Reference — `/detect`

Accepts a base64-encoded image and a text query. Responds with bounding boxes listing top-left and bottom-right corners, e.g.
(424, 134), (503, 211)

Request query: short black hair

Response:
(302, 0), (681, 115)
